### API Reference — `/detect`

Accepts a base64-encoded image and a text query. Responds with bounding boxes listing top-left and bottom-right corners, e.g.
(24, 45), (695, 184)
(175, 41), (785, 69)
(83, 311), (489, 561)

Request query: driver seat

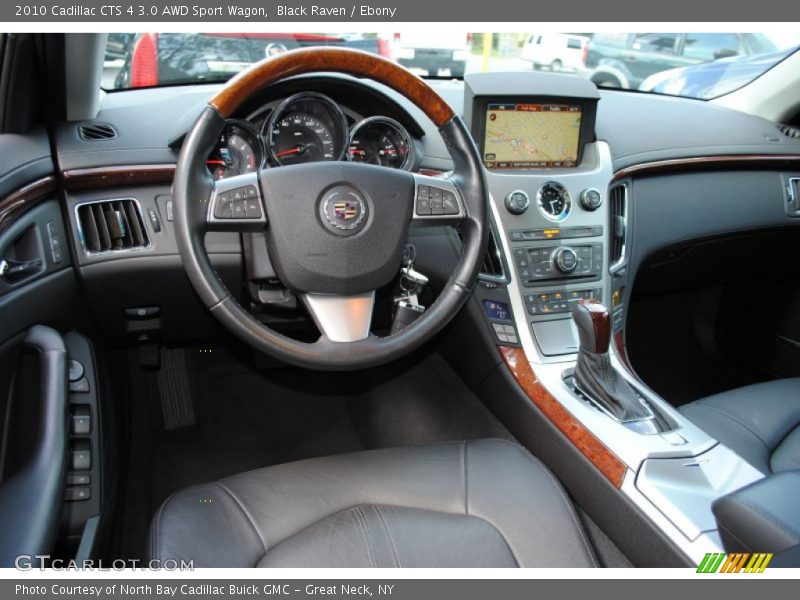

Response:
(149, 439), (598, 567)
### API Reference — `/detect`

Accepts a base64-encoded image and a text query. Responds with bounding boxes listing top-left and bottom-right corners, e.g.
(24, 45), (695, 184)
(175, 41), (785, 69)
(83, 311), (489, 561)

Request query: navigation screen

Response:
(483, 103), (582, 169)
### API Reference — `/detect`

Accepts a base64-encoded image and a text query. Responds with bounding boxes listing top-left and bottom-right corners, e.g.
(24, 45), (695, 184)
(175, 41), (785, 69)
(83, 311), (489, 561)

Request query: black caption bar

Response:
(0, 0), (795, 21)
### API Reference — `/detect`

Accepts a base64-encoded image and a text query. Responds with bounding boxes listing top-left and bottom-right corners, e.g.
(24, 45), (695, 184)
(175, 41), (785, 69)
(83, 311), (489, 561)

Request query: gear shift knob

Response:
(572, 300), (611, 354)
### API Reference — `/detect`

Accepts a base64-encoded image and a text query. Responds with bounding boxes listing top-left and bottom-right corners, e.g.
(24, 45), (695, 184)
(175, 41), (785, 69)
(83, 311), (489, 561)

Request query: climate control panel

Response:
(513, 243), (602, 286)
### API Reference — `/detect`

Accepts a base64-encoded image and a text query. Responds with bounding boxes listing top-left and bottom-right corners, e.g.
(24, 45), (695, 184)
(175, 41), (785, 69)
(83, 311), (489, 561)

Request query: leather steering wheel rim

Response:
(173, 48), (489, 371)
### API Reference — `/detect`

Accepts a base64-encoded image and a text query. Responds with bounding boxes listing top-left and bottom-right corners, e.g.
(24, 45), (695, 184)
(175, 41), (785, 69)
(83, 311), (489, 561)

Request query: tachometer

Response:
(265, 92), (348, 166)
(206, 121), (263, 180)
(348, 117), (415, 171)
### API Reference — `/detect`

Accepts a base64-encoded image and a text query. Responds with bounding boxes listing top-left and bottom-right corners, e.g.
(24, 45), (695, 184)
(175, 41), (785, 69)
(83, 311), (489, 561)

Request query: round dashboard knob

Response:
(553, 247), (579, 274)
(580, 188), (603, 211)
(504, 190), (530, 215)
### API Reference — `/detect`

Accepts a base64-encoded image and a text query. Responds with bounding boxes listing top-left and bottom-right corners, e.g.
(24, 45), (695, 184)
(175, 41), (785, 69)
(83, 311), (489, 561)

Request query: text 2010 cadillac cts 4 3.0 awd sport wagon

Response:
(1, 32), (800, 568)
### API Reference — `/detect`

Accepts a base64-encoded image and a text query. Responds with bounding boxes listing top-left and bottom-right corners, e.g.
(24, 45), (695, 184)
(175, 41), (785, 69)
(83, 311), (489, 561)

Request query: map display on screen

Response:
(483, 103), (582, 169)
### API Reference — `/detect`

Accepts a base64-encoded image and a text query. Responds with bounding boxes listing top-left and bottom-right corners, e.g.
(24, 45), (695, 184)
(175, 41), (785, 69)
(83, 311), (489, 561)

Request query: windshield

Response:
(104, 32), (800, 100)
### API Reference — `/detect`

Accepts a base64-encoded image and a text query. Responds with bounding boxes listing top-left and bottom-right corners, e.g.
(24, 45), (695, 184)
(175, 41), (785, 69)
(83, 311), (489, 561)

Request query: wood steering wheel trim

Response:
(208, 47), (455, 127)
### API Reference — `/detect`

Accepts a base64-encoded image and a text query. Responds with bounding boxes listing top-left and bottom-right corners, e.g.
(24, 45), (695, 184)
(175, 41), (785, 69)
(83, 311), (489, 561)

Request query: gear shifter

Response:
(572, 300), (650, 422)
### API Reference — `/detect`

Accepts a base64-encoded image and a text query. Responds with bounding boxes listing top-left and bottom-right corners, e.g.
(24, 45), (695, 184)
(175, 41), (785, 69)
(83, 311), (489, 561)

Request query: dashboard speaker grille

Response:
(76, 199), (149, 254)
(609, 183), (627, 270)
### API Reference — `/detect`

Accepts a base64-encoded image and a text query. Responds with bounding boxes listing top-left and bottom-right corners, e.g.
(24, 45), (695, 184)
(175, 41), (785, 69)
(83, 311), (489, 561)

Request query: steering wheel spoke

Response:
(411, 173), (467, 224)
(206, 172), (268, 232)
(301, 291), (375, 343)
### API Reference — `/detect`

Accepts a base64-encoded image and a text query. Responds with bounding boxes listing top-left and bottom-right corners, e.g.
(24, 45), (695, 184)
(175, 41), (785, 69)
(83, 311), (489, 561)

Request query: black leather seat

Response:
(149, 439), (598, 567)
(680, 378), (800, 474)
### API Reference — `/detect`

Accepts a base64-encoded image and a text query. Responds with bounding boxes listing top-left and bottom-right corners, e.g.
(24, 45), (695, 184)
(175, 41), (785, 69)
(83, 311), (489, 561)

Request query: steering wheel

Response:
(174, 48), (488, 370)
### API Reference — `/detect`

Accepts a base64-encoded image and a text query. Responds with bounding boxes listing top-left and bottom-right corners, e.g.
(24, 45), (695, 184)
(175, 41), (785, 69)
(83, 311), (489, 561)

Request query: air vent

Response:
(77, 122), (117, 141)
(480, 228), (506, 279)
(76, 199), (149, 255)
(609, 183), (627, 271)
(778, 124), (800, 139)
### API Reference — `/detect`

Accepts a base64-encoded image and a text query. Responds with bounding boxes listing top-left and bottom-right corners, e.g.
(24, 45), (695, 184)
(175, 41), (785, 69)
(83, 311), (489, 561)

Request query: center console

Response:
(464, 72), (765, 564)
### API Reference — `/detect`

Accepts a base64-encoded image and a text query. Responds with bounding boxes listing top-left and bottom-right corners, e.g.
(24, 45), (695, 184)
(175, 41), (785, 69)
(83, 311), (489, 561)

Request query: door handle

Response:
(0, 258), (43, 283)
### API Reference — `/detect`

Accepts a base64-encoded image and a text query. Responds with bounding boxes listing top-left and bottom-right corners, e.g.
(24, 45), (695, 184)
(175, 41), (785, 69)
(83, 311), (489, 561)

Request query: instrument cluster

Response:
(206, 92), (416, 180)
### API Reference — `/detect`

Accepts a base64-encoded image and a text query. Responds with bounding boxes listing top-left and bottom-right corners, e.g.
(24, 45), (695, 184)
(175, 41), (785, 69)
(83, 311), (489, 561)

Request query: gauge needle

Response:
(275, 145), (306, 158)
(206, 159), (226, 165)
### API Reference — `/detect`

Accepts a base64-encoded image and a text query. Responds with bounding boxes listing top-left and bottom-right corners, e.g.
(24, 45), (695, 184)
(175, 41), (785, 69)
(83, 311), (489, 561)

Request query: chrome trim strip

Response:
(301, 291), (375, 343)
(608, 182), (627, 274)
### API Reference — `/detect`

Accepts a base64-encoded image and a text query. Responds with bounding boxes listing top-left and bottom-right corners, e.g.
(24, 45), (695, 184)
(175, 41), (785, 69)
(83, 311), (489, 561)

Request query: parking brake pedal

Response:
(157, 348), (196, 431)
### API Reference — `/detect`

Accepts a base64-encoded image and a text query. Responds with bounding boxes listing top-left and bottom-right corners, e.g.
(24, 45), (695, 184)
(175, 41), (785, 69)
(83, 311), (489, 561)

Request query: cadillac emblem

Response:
(321, 186), (367, 235)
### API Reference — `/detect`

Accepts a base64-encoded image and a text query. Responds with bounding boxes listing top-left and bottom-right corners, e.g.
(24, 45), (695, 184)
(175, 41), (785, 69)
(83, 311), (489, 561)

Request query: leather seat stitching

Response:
(150, 492), (174, 561)
(463, 440), (469, 515)
(213, 482), (269, 559)
(354, 506), (378, 568)
(375, 506), (401, 568)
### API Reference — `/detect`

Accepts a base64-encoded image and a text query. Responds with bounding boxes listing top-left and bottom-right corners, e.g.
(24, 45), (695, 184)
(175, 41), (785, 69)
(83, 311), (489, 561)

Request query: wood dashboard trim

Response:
(0, 175), (58, 234)
(499, 345), (627, 488)
(612, 154), (800, 181)
(62, 164), (176, 191)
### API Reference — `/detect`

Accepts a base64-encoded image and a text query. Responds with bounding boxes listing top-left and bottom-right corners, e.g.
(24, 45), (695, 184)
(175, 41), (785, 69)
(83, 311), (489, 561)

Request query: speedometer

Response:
(265, 92), (348, 166)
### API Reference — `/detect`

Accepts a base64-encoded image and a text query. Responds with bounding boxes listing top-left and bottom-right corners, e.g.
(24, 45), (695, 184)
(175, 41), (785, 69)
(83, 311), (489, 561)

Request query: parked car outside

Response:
(391, 31), (471, 78)
(639, 46), (799, 99)
(521, 33), (590, 72)
(579, 32), (776, 89)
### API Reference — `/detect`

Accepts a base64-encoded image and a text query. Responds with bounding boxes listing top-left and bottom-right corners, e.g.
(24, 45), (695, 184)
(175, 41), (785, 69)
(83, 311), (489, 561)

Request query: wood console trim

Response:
(209, 47), (455, 127)
(62, 164), (176, 191)
(612, 154), (800, 182)
(0, 175), (57, 234)
(499, 345), (627, 488)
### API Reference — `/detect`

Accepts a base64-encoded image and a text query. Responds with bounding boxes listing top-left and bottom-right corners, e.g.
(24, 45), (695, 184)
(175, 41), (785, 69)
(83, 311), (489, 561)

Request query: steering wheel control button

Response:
(68, 359), (85, 382)
(442, 191), (460, 215)
(214, 192), (233, 218)
(416, 183), (461, 217)
(504, 190), (530, 215)
(554, 247), (579, 274)
(320, 185), (368, 236)
(213, 185), (262, 220)
(580, 188), (603, 211)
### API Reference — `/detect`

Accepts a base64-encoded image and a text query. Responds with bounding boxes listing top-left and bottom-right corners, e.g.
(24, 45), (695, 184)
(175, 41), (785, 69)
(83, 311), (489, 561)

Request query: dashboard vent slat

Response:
(480, 228), (506, 279)
(609, 183), (627, 271)
(76, 199), (149, 255)
(778, 124), (800, 139)
(77, 122), (118, 141)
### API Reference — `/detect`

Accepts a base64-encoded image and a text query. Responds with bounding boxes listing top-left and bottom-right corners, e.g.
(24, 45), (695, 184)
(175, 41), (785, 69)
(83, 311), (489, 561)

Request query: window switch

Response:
(70, 441), (91, 471)
(66, 474), (91, 486)
(65, 487), (91, 501)
(70, 405), (91, 436)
